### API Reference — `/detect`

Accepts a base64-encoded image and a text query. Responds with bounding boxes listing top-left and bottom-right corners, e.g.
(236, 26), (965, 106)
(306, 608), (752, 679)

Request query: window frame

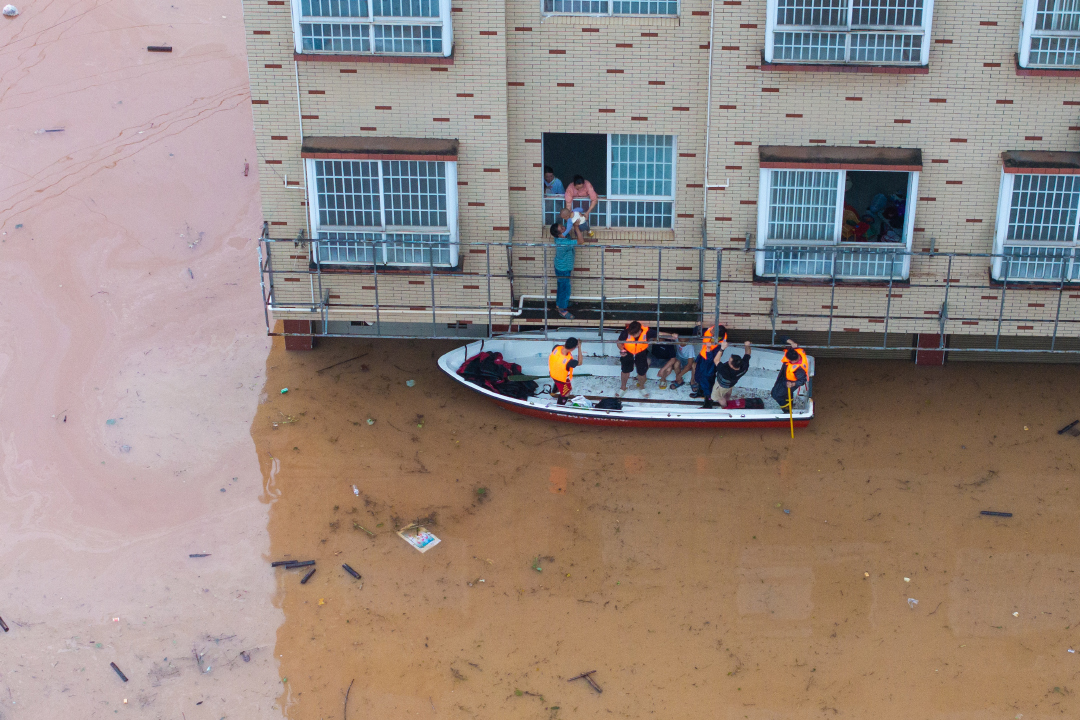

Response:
(763, 0), (934, 66)
(541, 133), (677, 229)
(540, 0), (679, 18)
(755, 167), (919, 280)
(305, 157), (459, 268)
(992, 170), (1080, 282)
(1019, 0), (1080, 68)
(291, 0), (453, 57)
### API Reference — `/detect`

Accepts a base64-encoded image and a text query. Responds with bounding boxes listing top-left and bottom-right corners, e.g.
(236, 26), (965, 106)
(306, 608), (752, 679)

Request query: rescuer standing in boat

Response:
(549, 337), (582, 405)
(772, 338), (809, 411)
(618, 321), (657, 394)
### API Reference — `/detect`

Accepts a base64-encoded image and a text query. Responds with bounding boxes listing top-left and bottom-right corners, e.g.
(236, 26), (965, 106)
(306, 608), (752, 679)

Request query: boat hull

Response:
(490, 396), (812, 428)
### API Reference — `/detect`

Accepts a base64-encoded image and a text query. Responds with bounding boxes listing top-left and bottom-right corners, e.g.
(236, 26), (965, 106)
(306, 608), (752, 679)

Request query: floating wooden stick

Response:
(568, 670), (602, 693)
(189, 553), (210, 558)
(342, 564), (361, 580)
(110, 662), (129, 682)
(0, 616), (8, 632)
(147, 45), (172, 52)
(301, 568), (316, 584)
(981, 510), (1013, 518)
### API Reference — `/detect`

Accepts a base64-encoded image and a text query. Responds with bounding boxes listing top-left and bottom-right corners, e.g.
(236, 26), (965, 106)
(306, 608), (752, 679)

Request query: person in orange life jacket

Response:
(548, 337), (581, 405)
(702, 338), (753, 409)
(617, 320), (657, 393)
(690, 324), (728, 399)
(771, 338), (809, 410)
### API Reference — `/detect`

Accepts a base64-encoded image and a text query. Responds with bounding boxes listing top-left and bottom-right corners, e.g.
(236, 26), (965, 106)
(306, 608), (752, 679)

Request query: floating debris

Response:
(189, 553), (211, 558)
(147, 45), (173, 52)
(568, 670), (602, 694)
(3, 5), (19, 17)
(907, 598), (919, 608)
(981, 511), (1013, 518)
(405, 379), (416, 387)
(106, 419), (117, 425)
(0, 616), (8, 632)
(110, 662), (129, 682)
(342, 564), (361, 580)
(301, 568), (316, 584)
(280, 388), (289, 394)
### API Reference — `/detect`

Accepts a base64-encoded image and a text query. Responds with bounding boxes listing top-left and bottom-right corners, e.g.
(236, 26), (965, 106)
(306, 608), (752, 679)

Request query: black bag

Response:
(744, 398), (765, 409)
(595, 398), (623, 410)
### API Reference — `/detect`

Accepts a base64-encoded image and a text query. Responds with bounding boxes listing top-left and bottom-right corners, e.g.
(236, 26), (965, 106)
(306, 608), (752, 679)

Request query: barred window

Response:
(543, 0), (676, 16)
(293, 0), (451, 55)
(610, 135), (674, 198)
(1022, 0), (1080, 67)
(757, 167), (918, 280)
(766, 0), (931, 65)
(996, 172), (1080, 282)
(309, 159), (457, 267)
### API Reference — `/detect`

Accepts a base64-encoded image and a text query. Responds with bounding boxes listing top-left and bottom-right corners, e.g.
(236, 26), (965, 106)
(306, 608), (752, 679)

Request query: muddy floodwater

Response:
(256, 337), (1080, 719)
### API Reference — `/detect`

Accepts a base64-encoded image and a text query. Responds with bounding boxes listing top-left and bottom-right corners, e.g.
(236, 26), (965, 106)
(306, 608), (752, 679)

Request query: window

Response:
(1020, 0), (1080, 68)
(764, 0), (934, 65)
(993, 172), (1080, 281)
(542, 133), (675, 229)
(292, 0), (453, 56)
(542, 0), (677, 16)
(306, 158), (459, 267)
(756, 167), (918, 279)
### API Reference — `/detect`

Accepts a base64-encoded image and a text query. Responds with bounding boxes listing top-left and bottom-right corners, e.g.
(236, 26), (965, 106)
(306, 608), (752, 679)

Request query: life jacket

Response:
(699, 325), (728, 358)
(549, 347), (574, 383)
(619, 324), (649, 355)
(782, 348), (809, 383)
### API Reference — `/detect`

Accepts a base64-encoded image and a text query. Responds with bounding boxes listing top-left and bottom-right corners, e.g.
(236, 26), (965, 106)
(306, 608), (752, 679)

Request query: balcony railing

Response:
(542, 195), (673, 229)
(761, 243), (906, 279)
(317, 231), (454, 266)
(1002, 244), (1080, 281)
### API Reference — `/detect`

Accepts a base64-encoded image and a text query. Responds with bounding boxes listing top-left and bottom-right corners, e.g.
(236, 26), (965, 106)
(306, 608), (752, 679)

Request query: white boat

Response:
(437, 330), (814, 428)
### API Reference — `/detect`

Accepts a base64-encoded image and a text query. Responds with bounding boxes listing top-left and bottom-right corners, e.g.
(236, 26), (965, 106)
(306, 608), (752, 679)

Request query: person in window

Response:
(564, 175), (598, 234)
(549, 221), (578, 320)
(703, 339), (752, 409)
(543, 166), (564, 197)
(617, 320), (657, 394)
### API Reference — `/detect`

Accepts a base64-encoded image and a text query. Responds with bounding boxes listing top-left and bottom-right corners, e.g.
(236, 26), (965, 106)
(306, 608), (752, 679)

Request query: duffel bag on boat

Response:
(595, 398), (622, 410)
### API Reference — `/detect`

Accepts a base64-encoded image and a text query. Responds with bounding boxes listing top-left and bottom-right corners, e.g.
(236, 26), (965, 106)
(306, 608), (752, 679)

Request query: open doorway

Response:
(542, 133), (608, 197)
(842, 171), (910, 243)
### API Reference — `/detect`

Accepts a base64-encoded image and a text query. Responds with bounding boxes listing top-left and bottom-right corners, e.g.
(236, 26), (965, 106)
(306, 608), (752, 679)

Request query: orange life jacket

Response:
(619, 324), (649, 355)
(782, 348), (809, 383)
(549, 347), (574, 383)
(699, 326), (728, 358)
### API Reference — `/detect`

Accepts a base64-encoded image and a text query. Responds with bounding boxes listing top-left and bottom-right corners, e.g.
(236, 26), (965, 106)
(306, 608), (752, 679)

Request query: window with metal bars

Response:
(307, 159), (458, 267)
(756, 168), (918, 280)
(1020, 0), (1080, 67)
(993, 172), (1080, 281)
(765, 0), (932, 65)
(292, 0), (452, 56)
(542, 0), (677, 16)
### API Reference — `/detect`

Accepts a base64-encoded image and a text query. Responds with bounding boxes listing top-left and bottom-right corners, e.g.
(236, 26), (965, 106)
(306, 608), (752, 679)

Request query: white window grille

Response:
(764, 0), (934, 65)
(993, 172), (1080, 281)
(542, 0), (677, 16)
(543, 135), (676, 229)
(307, 158), (458, 267)
(1020, 0), (1080, 67)
(756, 167), (918, 279)
(292, 0), (452, 56)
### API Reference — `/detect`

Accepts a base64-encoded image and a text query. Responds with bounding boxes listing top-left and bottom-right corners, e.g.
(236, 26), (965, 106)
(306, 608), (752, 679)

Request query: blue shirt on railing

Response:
(554, 230), (576, 273)
(544, 177), (565, 197)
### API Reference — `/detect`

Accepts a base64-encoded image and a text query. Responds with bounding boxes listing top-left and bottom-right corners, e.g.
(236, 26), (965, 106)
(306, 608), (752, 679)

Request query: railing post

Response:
(770, 268), (779, 345)
(542, 243), (549, 339)
(827, 247), (837, 347)
(1052, 253), (1067, 351)
(713, 249), (722, 336)
(883, 250), (895, 349)
(372, 253), (382, 337)
(698, 221), (706, 326)
(486, 242), (493, 334)
(939, 255), (952, 348)
(996, 256), (1009, 350)
(656, 246), (663, 336)
(258, 241), (271, 333)
(600, 246), (606, 338)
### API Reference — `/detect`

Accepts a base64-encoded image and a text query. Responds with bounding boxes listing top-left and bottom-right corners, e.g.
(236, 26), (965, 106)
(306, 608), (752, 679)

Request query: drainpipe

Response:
(700, 0), (728, 327)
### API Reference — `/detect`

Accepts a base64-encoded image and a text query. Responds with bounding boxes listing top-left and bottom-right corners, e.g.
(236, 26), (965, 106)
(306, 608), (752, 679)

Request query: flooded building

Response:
(244, 0), (1080, 358)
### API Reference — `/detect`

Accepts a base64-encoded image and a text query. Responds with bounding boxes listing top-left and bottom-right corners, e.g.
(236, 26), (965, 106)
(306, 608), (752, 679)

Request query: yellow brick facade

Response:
(244, 0), (1080, 346)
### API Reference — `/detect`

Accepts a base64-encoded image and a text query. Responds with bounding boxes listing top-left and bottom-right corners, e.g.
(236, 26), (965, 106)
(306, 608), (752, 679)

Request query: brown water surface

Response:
(0, 0), (279, 717)
(257, 337), (1080, 719)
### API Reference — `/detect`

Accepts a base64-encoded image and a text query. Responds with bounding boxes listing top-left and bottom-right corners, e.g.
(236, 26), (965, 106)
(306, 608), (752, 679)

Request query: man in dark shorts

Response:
(617, 320), (657, 393)
(703, 339), (752, 409)
(548, 337), (581, 405)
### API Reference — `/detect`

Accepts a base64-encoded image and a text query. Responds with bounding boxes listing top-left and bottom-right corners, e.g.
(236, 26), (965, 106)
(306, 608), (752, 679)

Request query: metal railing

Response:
(542, 195), (674, 229)
(258, 234), (1080, 355)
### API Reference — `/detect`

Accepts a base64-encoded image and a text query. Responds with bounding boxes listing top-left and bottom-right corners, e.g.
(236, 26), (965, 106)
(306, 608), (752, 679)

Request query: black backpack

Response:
(595, 398), (622, 410)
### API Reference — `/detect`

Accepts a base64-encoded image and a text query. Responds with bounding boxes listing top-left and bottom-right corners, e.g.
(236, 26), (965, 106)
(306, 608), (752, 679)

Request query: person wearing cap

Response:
(771, 338), (809, 411)
(703, 339), (752, 409)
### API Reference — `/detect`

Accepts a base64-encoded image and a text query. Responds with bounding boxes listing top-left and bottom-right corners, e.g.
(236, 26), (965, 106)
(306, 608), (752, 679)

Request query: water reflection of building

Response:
(244, 0), (1080, 359)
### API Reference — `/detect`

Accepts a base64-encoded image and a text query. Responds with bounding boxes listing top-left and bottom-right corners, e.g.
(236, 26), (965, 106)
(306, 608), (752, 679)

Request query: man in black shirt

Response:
(703, 339), (752, 409)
